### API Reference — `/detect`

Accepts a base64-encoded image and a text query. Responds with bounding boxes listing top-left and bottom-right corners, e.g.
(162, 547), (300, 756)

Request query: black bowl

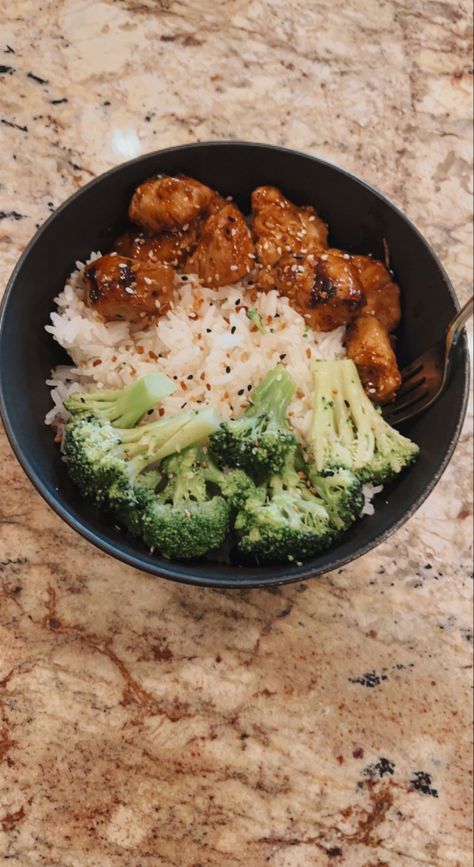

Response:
(0, 142), (469, 588)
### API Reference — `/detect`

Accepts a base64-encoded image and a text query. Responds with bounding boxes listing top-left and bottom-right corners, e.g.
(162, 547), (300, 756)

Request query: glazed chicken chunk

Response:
(84, 254), (175, 323)
(129, 174), (220, 233)
(252, 185), (328, 270)
(112, 225), (198, 267)
(273, 248), (364, 331)
(352, 254), (401, 333)
(345, 315), (402, 404)
(184, 203), (256, 288)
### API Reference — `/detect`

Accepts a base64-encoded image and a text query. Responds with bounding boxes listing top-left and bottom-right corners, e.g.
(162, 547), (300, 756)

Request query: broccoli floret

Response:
(234, 447), (335, 565)
(246, 308), (266, 334)
(64, 407), (221, 518)
(64, 373), (176, 427)
(141, 445), (252, 559)
(113, 470), (160, 537)
(309, 360), (420, 484)
(210, 365), (298, 475)
(308, 468), (364, 531)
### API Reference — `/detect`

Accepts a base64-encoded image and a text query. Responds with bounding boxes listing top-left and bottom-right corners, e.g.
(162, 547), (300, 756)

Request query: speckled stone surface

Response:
(0, 1), (473, 864)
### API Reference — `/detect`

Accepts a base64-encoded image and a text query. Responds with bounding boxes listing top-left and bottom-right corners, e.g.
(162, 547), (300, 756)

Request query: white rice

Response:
(44, 254), (382, 514)
(45, 254), (346, 439)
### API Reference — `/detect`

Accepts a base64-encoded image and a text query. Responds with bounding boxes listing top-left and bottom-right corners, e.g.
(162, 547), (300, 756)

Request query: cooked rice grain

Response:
(45, 255), (346, 441)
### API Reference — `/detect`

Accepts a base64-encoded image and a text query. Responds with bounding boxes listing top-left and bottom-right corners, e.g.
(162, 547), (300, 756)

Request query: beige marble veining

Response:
(0, 1), (472, 864)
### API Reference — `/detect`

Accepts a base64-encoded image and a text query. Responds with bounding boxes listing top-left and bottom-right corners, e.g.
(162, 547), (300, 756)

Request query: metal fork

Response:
(383, 296), (473, 426)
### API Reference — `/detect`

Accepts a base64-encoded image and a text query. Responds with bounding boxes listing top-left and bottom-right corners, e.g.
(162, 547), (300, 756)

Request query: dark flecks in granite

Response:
(4, 45), (15, 54)
(410, 771), (439, 797)
(0, 557), (27, 573)
(0, 210), (24, 221)
(349, 671), (388, 687)
(50, 98), (68, 105)
(363, 757), (395, 778)
(0, 65), (14, 75)
(1, 118), (28, 132)
(327, 847), (343, 857)
(27, 72), (49, 86)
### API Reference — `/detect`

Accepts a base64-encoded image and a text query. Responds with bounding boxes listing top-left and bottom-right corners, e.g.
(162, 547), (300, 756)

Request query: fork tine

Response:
(383, 388), (431, 425)
(395, 374), (427, 399)
(400, 360), (424, 382)
(388, 386), (430, 415)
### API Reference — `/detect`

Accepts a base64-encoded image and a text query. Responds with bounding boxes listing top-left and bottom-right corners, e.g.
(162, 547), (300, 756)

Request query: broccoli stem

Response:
(120, 407), (221, 480)
(309, 360), (419, 482)
(65, 373), (176, 427)
(246, 364), (296, 424)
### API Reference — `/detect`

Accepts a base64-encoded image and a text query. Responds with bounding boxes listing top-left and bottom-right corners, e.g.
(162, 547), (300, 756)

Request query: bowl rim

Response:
(0, 140), (470, 588)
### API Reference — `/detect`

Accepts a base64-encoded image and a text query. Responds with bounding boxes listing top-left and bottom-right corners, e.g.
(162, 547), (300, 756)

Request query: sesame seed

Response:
(231, 325), (236, 334)
(187, 374), (193, 380)
(124, 286), (134, 294)
(230, 264), (238, 271)
(143, 277), (153, 285)
(206, 328), (212, 333)
(248, 253), (256, 259)
(181, 402), (187, 409)
(180, 275), (189, 281)
(226, 366), (231, 373)
(342, 253), (350, 260)
(182, 223), (189, 231)
(235, 299), (241, 305)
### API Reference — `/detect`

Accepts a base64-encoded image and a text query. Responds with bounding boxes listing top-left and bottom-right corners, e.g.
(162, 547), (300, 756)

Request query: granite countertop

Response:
(0, 1), (472, 864)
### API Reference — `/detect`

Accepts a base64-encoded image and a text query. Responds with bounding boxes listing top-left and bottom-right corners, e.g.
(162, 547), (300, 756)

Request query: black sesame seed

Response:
(279, 353), (287, 360)
(231, 325), (236, 334)
(173, 375), (178, 380)
(238, 388), (244, 396)
(187, 374), (193, 380)
(235, 298), (241, 305)
(180, 402), (187, 409)
(247, 384), (253, 391)
(226, 366), (231, 373)
(206, 328), (212, 333)
(180, 275), (189, 281)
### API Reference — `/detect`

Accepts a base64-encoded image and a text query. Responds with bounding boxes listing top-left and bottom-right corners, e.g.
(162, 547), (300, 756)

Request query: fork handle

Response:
(446, 295), (473, 356)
